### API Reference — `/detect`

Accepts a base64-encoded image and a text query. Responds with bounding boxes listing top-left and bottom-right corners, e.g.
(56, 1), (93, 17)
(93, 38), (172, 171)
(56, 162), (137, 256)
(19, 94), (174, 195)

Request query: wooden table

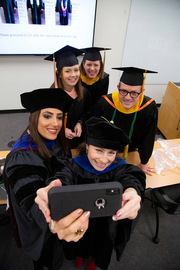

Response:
(0, 151), (9, 204)
(0, 151), (10, 161)
(146, 139), (180, 189)
(124, 139), (180, 189)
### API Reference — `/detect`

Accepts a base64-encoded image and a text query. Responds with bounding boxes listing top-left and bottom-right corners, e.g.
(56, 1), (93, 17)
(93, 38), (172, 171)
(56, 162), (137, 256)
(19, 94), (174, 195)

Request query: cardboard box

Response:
(158, 81), (180, 139)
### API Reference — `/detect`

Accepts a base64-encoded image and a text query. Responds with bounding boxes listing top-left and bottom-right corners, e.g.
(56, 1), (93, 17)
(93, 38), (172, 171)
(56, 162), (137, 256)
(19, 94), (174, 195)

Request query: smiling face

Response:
(118, 82), (142, 110)
(87, 144), (117, 171)
(38, 108), (63, 140)
(60, 64), (80, 90)
(83, 60), (101, 79)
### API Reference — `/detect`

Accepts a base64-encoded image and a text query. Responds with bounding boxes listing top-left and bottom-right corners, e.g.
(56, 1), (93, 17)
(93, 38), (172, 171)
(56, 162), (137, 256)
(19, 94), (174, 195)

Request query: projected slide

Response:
(0, 0), (96, 54)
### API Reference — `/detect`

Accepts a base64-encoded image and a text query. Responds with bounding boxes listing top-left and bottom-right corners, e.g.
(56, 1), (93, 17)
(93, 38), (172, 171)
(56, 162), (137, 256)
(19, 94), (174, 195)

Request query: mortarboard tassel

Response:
(53, 54), (58, 88)
(137, 69), (147, 108)
(64, 112), (68, 132)
(101, 49), (106, 79)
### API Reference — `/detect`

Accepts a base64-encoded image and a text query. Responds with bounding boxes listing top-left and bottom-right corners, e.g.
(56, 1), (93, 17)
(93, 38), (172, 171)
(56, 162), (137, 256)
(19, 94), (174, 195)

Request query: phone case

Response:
(48, 182), (123, 221)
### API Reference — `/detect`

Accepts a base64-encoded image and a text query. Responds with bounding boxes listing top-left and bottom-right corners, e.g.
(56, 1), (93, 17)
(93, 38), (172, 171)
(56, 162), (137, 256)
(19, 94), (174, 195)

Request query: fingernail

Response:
(85, 211), (90, 218)
(112, 216), (118, 221)
(117, 211), (122, 217)
(77, 209), (83, 215)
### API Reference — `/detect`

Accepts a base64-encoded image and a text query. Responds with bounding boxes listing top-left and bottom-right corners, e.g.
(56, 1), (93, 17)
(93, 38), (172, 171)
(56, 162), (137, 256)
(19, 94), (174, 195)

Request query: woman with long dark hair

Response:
(3, 88), (90, 270)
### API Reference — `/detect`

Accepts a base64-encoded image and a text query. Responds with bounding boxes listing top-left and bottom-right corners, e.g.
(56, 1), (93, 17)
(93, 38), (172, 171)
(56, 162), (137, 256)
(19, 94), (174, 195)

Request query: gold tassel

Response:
(141, 69), (147, 95)
(137, 69), (147, 108)
(101, 49), (106, 79)
(123, 144), (129, 160)
(64, 112), (67, 131)
(53, 54), (58, 88)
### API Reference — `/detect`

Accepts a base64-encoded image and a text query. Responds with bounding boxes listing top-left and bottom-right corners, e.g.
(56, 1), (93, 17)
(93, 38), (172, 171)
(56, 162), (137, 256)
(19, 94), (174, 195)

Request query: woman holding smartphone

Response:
(3, 88), (90, 270)
(35, 117), (145, 270)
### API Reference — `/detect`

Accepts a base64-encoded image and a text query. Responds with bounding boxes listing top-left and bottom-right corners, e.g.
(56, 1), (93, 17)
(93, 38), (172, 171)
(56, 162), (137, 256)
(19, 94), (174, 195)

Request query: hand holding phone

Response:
(48, 182), (123, 221)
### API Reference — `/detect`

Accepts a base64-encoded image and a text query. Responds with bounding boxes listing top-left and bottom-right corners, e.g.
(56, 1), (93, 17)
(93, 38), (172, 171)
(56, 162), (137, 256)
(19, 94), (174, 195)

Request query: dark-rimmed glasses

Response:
(118, 89), (141, 98)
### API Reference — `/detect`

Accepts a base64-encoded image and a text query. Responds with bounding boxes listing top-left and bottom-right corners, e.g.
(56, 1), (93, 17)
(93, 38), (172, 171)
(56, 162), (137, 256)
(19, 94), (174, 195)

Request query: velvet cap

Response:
(85, 117), (131, 151)
(21, 88), (73, 113)
(112, 66), (158, 86)
(81, 47), (111, 61)
(44, 45), (84, 68)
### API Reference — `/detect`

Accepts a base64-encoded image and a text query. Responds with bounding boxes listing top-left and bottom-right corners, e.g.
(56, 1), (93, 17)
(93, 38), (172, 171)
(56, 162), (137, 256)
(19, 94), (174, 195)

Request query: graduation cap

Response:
(44, 45), (84, 88)
(85, 117), (131, 151)
(21, 88), (73, 114)
(81, 47), (111, 61)
(112, 66), (158, 86)
(44, 45), (84, 68)
(81, 47), (111, 79)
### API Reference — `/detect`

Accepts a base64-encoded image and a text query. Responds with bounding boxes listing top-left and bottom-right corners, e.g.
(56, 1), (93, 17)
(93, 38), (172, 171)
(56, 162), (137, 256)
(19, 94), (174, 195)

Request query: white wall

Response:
(122, 0), (180, 85)
(0, 55), (54, 110)
(94, 0), (172, 104)
(0, 0), (170, 110)
(94, 0), (131, 94)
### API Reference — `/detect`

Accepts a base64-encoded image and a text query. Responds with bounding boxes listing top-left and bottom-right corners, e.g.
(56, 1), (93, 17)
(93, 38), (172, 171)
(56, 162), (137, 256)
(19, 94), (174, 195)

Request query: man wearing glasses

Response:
(94, 67), (158, 176)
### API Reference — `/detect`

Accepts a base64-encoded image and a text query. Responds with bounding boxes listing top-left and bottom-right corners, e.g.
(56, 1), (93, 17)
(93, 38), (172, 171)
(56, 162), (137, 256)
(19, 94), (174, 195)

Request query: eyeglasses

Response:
(118, 89), (141, 98)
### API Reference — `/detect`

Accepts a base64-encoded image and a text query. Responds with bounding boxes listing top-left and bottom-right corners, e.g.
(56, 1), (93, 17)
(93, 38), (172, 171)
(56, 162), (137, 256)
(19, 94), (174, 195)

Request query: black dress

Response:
(51, 155), (146, 270)
(81, 72), (109, 109)
(3, 135), (69, 270)
(94, 94), (158, 165)
(66, 87), (92, 148)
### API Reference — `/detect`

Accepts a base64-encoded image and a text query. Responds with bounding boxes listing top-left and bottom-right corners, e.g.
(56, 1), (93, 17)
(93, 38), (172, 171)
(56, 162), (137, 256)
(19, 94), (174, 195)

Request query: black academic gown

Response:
(94, 94), (158, 165)
(56, 0), (68, 25)
(66, 87), (92, 148)
(51, 155), (145, 270)
(81, 72), (109, 108)
(27, 0), (42, 24)
(1, 0), (15, 23)
(3, 135), (68, 270)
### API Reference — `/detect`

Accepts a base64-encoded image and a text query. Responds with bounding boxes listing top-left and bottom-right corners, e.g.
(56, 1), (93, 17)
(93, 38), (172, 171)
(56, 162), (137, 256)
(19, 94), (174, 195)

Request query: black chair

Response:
(149, 184), (180, 243)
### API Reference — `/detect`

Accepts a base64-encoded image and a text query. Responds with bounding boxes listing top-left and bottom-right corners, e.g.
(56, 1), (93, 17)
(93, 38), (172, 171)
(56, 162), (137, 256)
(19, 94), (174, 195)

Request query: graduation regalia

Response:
(3, 88), (73, 269)
(81, 72), (109, 105)
(3, 136), (64, 268)
(50, 117), (146, 270)
(27, 0), (43, 24)
(94, 93), (158, 164)
(51, 155), (145, 270)
(56, 0), (69, 25)
(1, 0), (15, 23)
(66, 87), (92, 148)
(80, 47), (111, 108)
(94, 67), (158, 164)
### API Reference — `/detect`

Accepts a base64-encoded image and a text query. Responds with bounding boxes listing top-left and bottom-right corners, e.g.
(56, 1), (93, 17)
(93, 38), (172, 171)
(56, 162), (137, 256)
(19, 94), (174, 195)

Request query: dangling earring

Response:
(86, 148), (88, 154)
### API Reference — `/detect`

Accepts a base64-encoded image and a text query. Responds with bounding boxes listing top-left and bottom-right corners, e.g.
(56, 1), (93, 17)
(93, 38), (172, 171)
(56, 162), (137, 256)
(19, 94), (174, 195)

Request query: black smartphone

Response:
(48, 182), (123, 221)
